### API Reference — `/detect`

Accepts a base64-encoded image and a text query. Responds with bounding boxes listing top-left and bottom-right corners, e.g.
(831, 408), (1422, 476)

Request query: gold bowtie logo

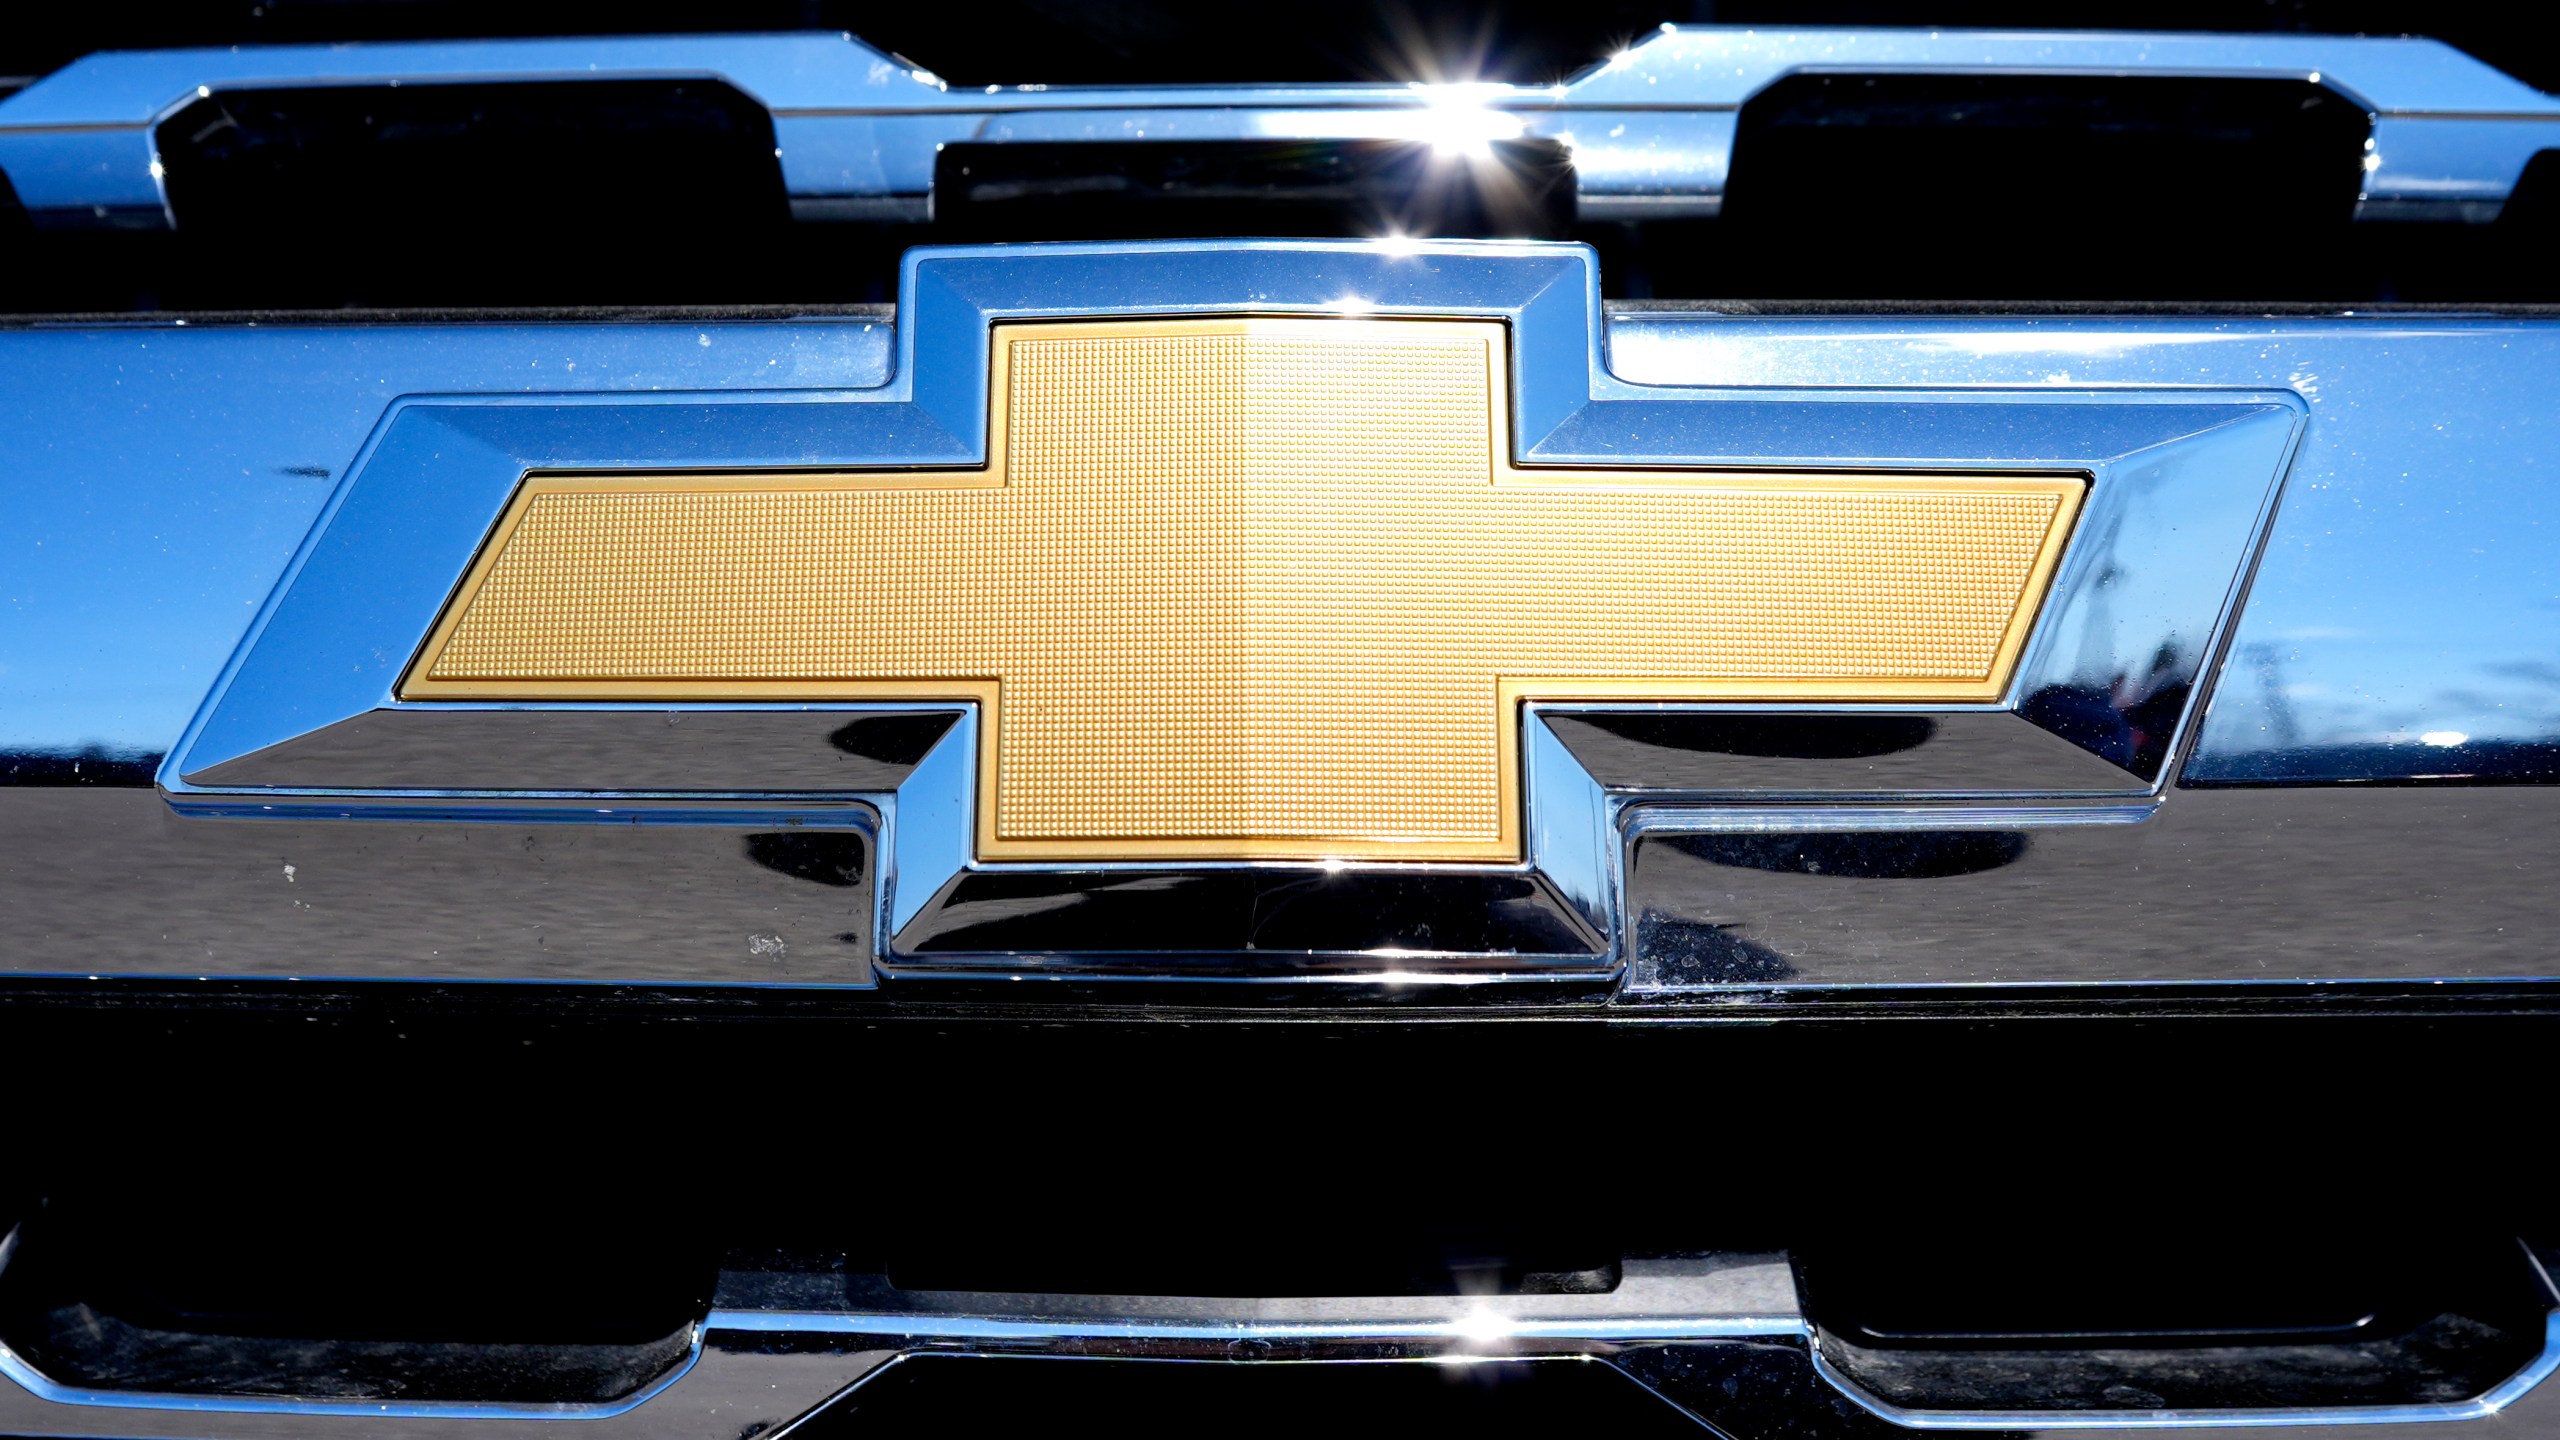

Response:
(403, 317), (2081, 861)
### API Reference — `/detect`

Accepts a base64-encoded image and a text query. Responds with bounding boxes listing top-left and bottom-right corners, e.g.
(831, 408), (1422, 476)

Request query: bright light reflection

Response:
(1326, 295), (1378, 314)
(1452, 1309), (1517, 1343)
(1372, 232), (1425, 257)
(1373, 85), (1526, 159)
(2421, 731), (2469, 747)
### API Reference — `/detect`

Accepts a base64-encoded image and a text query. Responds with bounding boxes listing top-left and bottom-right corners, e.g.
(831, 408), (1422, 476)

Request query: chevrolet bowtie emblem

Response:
(400, 316), (2080, 862)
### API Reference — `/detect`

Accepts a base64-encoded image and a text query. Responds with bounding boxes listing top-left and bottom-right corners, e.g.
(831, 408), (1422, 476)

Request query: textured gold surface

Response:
(405, 318), (2083, 861)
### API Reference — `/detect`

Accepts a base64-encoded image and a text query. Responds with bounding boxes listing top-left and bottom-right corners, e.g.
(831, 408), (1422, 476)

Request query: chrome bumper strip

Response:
(1812, 1312), (2560, 1431)
(4, 1253), (2556, 1438)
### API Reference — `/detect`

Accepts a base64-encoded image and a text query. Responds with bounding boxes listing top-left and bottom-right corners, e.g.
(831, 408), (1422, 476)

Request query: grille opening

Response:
(148, 80), (788, 307)
(0, 1191), (714, 1404)
(1694, 74), (2371, 302)
(871, 1225), (1624, 1298)
(1800, 1232), (2553, 1412)
(934, 139), (1575, 242)
(3, 7), (2560, 309)
(5, 64), (2559, 309)
(786, 1355), (1705, 1437)
(2501, 149), (2560, 232)
(3, 1015), (2556, 1408)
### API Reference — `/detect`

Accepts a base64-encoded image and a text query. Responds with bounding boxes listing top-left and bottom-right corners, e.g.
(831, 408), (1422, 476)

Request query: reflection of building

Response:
(2238, 640), (2302, 749)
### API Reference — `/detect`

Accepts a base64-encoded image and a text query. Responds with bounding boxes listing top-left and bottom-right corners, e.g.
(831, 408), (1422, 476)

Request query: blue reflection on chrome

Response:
(8, 271), (2556, 792)
(3, 28), (2554, 228)
(0, 320), (892, 766)
(1608, 315), (2560, 784)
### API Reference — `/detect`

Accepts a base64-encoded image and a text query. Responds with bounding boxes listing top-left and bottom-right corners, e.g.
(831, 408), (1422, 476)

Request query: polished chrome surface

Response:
(2, 1250), (2555, 1438)
(1549, 712), (2146, 797)
(1809, 1316), (2560, 1432)
(0, 317), (892, 775)
(1606, 315), (2560, 786)
(6, 248), (2556, 992)
(0, 28), (2551, 230)
(0, 1331), (705, 1421)
(1624, 786), (2560, 989)
(390, 315), (2081, 862)
(128, 241), (2292, 985)
(186, 707), (959, 793)
(0, 789), (885, 985)
(17, 303), (2539, 794)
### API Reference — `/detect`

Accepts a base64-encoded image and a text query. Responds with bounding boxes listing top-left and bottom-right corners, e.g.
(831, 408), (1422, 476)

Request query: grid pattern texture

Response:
(413, 318), (2079, 859)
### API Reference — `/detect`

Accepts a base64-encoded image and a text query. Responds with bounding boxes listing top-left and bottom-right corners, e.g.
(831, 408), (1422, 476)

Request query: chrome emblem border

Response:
(162, 240), (2303, 985)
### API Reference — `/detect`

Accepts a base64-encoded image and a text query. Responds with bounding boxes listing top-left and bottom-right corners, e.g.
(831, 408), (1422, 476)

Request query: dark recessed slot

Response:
(1801, 1232), (2551, 1412)
(1668, 830), (2029, 880)
(151, 80), (788, 305)
(827, 2), (1686, 86)
(2499, 150), (2560, 232)
(877, 1227), (1622, 1299)
(1707, 75), (2371, 301)
(0, 1192), (714, 1404)
(792, 1354), (1702, 1436)
(935, 139), (1574, 241)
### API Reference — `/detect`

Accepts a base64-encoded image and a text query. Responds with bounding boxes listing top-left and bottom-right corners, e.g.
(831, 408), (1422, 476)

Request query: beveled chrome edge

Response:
(157, 241), (2302, 789)
(154, 798), (884, 826)
(0, 1222), (716, 1419)
(1807, 1309), (2560, 1431)
(0, 1324), (704, 1421)
(1805, 1243), (2560, 1432)
(870, 706), (1618, 979)
(142, 241), (2299, 988)
(703, 1309), (1805, 1343)
(1623, 801), (2158, 836)
(4, 1239), (2553, 1432)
